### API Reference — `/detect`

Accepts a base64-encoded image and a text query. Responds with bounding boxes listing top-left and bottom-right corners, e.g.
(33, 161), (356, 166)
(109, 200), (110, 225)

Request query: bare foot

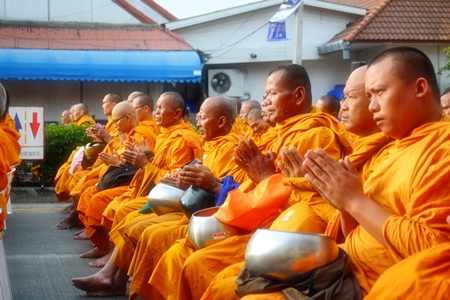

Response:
(56, 216), (82, 229)
(80, 246), (109, 259)
(89, 251), (112, 268)
(72, 273), (114, 292)
(61, 202), (76, 214)
(74, 228), (88, 240)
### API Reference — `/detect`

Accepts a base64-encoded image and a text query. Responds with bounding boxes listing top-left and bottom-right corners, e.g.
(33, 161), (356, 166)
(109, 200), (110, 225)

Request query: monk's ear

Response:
(415, 77), (429, 99)
(217, 116), (226, 128)
(174, 108), (183, 120)
(293, 86), (306, 104)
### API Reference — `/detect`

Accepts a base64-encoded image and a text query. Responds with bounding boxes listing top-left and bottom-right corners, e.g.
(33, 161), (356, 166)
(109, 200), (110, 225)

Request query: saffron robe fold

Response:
(148, 110), (353, 300)
(0, 142), (10, 234)
(365, 242), (450, 300)
(0, 122), (21, 166)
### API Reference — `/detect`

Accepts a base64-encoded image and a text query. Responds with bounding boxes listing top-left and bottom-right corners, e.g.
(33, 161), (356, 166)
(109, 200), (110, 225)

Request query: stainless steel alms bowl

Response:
(187, 207), (246, 249)
(147, 183), (185, 216)
(245, 229), (339, 281)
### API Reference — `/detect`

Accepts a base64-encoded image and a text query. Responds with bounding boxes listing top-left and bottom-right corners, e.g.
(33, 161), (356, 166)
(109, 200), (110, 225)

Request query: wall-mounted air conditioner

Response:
(208, 69), (244, 97)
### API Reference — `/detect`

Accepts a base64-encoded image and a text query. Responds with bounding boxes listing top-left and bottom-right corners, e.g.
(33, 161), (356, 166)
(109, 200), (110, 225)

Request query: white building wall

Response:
(172, 4), (358, 64)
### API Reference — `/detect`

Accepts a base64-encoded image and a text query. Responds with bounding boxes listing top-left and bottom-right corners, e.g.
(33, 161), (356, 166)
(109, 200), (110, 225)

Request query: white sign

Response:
(9, 106), (45, 160)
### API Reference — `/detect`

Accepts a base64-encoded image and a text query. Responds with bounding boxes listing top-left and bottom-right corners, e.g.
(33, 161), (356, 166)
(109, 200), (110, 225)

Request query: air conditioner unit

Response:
(208, 69), (244, 97)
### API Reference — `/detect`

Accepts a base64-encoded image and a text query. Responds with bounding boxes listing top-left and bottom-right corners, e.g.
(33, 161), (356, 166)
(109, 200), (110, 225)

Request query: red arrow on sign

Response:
(30, 112), (41, 139)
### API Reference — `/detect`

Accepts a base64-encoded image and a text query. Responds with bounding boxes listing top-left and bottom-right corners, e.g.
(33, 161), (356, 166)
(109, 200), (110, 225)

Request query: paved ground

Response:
(3, 187), (128, 300)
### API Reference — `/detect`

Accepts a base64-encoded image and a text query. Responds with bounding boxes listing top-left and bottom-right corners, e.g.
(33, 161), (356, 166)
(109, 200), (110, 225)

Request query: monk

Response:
(199, 65), (396, 300)
(147, 64), (352, 300)
(73, 92), (202, 269)
(293, 47), (450, 298)
(252, 105), (278, 151)
(75, 98), (159, 258)
(441, 89), (450, 115)
(365, 216), (450, 300)
(245, 108), (269, 144)
(0, 84), (11, 234)
(239, 100), (261, 126)
(229, 97), (249, 135)
(60, 109), (71, 125)
(56, 94), (122, 226)
(0, 91), (21, 168)
(54, 102), (96, 203)
(316, 94), (341, 118)
(72, 96), (245, 297)
(127, 91), (143, 103)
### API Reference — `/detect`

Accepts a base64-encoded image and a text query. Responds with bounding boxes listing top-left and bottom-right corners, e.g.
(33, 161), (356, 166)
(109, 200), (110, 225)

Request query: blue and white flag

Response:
(267, 0), (303, 42)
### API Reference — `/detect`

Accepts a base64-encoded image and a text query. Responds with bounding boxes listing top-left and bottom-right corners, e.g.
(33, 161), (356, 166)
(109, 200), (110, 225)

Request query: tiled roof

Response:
(324, 0), (450, 43)
(0, 20), (193, 51)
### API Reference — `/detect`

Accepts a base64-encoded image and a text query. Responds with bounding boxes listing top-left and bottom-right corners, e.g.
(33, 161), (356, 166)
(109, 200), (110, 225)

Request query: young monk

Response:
(146, 64), (352, 300)
(316, 94), (341, 119)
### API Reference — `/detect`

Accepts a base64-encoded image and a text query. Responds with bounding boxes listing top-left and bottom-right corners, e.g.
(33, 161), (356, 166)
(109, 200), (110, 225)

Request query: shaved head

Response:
(135, 94), (154, 111)
(317, 95), (340, 118)
(229, 97), (241, 115)
(247, 107), (269, 136)
(197, 96), (237, 141)
(127, 91), (144, 103)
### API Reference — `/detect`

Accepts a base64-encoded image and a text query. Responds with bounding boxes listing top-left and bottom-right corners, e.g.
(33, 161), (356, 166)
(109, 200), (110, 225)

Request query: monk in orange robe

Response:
(245, 108), (270, 144)
(54, 102), (97, 202)
(239, 100), (261, 135)
(0, 112), (21, 167)
(199, 65), (395, 300)
(147, 64), (352, 300)
(365, 216), (450, 300)
(56, 94), (122, 228)
(74, 101), (157, 254)
(70, 92), (202, 275)
(237, 48), (450, 299)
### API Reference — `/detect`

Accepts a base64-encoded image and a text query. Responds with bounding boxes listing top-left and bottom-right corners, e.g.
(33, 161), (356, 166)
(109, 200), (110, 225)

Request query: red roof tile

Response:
(0, 21), (193, 51)
(324, 0), (450, 43)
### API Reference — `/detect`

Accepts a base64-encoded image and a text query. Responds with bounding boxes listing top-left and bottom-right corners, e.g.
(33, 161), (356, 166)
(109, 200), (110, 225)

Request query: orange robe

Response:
(149, 110), (353, 300)
(0, 122), (21, 166)
(365, 242), (450, 300)
(76, 115), (96, 126)
(86, 122), (203, 250)
(0, 141), (10, 235)
(255, 126), (278, 151)
(123, 130), (247, 299)
(233, 117), (250, 136)
(200, 131), (395, 300)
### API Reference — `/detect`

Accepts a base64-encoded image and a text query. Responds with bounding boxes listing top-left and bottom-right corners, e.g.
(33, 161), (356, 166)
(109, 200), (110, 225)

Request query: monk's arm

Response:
(303, 149), (390, 246)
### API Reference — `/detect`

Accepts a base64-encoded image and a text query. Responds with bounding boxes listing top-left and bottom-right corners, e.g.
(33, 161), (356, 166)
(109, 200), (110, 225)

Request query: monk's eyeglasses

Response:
(134, 105), (147, 110)
(113, 114), (129, 126)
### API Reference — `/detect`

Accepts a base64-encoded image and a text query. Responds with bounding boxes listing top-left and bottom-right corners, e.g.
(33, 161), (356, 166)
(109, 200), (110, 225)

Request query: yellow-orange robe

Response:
(86, 122), (203, 250)
(200, 131), (395, 300)
(77, 125), (158, 228)
(0, 122), (21, 166)
(54, 115), (96, 201)
(123, 130), (247, 299)
(148, 110), (353, 300)
(0, 143), (10, 235)
(365, 242), (450, 300)
(255, 126), (278, 151)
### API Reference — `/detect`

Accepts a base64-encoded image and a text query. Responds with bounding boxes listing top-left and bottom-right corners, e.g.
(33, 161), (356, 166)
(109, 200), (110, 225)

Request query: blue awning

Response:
(0, 49), (202, 83)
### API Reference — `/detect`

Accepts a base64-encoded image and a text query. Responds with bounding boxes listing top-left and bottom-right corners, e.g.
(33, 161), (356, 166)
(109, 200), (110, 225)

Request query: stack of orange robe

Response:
(146, 110), (353, 300)
(83, 122), (203, 251)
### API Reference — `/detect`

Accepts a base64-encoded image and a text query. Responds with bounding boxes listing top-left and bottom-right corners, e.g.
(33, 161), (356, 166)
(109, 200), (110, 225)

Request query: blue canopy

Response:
(0, 49), (202, 83)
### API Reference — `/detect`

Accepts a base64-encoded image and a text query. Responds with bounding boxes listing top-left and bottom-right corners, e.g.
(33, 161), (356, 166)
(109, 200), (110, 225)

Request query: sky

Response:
(154, 0), (263, 19)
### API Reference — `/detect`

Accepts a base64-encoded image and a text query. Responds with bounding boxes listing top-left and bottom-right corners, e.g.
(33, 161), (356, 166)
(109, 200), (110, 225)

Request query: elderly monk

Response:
(72, 96), (244, 297)
(245, 108), (269, 144)
(441, 89), (450, 115)
(295, 47), (450, 298)
(199, 65), (396, 300)
(74, 100), (158, 255)
(365, 216), (450, 300)
(148, 64), (352, 300)
(316, 94), (341, 119)
(60, 109), (71, 125)
(54, 102), (96, 203)
(72, 92), (202, 269)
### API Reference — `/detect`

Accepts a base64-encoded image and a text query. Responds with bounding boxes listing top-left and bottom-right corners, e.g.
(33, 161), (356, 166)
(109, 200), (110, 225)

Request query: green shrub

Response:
(13, 123), (93, 185)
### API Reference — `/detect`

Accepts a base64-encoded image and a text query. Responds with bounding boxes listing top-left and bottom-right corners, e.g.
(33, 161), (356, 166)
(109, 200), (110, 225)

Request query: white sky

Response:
(154, 0), (263, 19)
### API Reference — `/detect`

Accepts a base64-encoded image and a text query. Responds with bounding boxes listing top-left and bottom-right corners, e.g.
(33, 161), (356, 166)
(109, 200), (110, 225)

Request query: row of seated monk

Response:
(51, 46), (450, 299)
